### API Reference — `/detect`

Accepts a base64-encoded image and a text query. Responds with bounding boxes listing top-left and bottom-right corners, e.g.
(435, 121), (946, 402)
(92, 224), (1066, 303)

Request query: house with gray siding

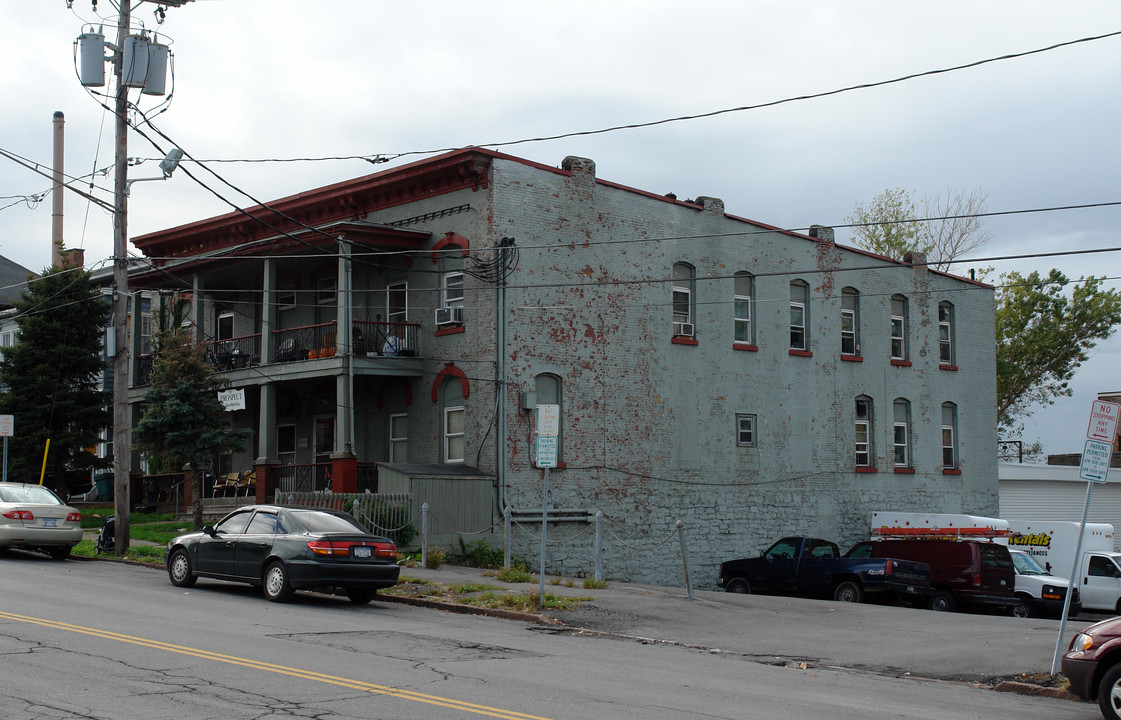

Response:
(126, 148), (998, 586)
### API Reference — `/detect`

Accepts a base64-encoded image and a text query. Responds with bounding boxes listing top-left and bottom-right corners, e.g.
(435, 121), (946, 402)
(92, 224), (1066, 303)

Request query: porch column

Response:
(261, 256), (276, 364)
(331, 371), (357, 493)
(191, 275), (202, 344)
(337, 241), (355, 455)
(255, 381), (280, 503)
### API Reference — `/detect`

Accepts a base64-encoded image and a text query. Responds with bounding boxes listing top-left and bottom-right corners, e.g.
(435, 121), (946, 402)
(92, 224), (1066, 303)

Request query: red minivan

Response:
(846, 539), (1017, 613)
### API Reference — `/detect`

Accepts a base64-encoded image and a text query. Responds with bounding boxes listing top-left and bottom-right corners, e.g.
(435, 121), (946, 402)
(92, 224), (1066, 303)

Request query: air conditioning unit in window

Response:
(435, 307), (465, 326)
(673, 321), (695, 337)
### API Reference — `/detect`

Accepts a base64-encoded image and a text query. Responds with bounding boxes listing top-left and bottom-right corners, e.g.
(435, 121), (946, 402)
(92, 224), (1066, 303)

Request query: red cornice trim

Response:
(891, 359), (912, 367)
(733, 343), (758, 352)
(671, 337), (699, 346)
(840, 354), (863, 362)
(789, 349), (813, 357)
(939, 364), (959, 372)
(435, 326), (465, 337)
(942, 468), (963, 475)
(894, 467), (916, 474)
(855, 467), (878, 473)
(132, 151), (493, 258)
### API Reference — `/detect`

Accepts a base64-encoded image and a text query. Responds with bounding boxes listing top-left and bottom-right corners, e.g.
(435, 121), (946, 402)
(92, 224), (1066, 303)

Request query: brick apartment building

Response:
(125, 149), (998, 584)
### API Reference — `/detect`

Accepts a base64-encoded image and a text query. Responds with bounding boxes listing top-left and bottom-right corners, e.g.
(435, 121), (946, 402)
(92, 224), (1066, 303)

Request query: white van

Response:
(1006, 521), (1121, 614)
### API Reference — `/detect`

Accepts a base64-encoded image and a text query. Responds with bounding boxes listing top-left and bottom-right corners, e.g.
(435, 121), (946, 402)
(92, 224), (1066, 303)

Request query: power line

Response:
(136, 30), (1121, 166)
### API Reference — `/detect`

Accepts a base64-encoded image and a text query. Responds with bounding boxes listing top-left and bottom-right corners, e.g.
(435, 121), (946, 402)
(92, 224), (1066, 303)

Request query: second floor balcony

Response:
(134, 319), (422, 387)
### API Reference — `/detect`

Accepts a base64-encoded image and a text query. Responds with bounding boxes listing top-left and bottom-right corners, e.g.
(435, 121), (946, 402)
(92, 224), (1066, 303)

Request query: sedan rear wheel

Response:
(263, 560), (294, 603)
(347, 588), (377, 605)
(167, 548), (197, 588)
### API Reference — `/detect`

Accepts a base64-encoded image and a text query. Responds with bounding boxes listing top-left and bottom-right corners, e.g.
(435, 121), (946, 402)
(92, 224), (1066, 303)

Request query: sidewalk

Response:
(388, 563), (1087, 697)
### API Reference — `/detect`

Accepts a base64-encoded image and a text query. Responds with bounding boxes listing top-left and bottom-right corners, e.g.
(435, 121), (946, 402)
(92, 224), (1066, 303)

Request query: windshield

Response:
(1011, 551), (1048, 575)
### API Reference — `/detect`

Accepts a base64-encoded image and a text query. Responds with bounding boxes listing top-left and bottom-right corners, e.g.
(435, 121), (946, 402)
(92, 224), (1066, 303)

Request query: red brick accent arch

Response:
(431, 232), (470, 263)
(431, 363), (470, 403)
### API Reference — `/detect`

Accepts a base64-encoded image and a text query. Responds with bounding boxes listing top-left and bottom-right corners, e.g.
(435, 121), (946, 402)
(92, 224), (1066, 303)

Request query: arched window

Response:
(535, 373), (563, 461)
(734, 272), (754, 345)
(672, 262), (695, 337)
(942, 402), (959, 469)
(890, 294), (908, 361)
(938, 302), (955, 365)
(841, 287), (860, 356)
(893, 398), (911, 468)
(790, 280), (809, 351)
(855, 396), (873, 468)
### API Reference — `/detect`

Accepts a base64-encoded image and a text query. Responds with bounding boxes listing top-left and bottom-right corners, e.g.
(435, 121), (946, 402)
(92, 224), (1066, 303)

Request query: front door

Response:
(233, 510), (278, 580)
(195, 509), (253, 577)
(314, 415), (335, 490)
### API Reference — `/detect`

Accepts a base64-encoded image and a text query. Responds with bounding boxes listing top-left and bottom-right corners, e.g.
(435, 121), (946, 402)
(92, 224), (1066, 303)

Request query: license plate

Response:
(42, 518), (57, 528)
(905, 586), (916, 594)
(352, 546), (371, 558)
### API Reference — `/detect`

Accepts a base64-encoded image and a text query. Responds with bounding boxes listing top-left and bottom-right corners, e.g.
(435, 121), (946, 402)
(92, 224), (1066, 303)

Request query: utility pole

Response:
(111, 0), (132, 555)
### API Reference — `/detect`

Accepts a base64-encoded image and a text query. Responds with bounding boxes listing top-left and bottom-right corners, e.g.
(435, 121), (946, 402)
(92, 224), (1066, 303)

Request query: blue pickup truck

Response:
(718, 536), (932, 605)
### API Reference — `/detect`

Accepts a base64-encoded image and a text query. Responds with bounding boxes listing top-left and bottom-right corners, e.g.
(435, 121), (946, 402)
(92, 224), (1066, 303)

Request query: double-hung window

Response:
(893, 398), (911, 467)
(841, 287), (859, 356)
(790, 280), (809, 351)
(734, 272), (753, 345)
(938, 302), (955, 365)
(942, 402), (958, 469)
(389, 413), (408, 463)
(890, 295), (908, 361)
(442, 272), (464, 309)
(672, 262), (695, 337)
(855, 396), (873, 467)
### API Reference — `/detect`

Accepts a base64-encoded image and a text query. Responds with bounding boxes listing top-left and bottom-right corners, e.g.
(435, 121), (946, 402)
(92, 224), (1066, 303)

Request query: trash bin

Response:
(93, 473), (114, 502)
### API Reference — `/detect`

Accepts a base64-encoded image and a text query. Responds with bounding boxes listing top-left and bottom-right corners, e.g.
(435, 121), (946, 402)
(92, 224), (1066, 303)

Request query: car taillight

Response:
(307, 540), (397, 558)
(2, 510), (34, 520)
(66, 512), (82, 522)
(971, 573), (982, 587)
(884, 559), (893, 574)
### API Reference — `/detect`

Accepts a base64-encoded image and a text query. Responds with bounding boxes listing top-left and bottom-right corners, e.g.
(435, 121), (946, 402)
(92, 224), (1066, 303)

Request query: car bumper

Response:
(1036, 596), (1081, 617)
(285, 559), (400, 590)
(1061, 655), (1097, 699)
(0, 525), (83, 548)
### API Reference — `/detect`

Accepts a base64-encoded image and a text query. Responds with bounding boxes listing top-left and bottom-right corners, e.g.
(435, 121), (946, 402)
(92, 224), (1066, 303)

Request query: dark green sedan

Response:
(165, 504), (399, 604)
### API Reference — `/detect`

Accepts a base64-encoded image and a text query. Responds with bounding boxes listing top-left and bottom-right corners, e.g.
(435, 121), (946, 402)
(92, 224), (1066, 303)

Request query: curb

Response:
(376, 593), (558, 625)
(990, 680), (1080, 701)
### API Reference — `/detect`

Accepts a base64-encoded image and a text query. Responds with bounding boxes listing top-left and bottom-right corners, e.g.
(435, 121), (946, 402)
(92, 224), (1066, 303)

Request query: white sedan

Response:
(0, 482), (83, 559)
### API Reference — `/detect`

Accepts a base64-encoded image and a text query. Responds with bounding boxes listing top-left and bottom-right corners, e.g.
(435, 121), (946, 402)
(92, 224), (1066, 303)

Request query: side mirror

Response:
(203, 525), (217, 537)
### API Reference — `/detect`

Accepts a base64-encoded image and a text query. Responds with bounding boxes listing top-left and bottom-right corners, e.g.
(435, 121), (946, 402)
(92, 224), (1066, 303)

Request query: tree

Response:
(132, 327), (252, 530)
(995, 270), (1121, 431)
(846, 187), (992, 272)
(0, 267), (111, 497)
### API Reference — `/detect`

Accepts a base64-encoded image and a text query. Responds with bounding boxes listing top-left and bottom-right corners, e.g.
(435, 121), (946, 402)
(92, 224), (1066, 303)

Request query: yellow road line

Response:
(0, 610), (555, 720)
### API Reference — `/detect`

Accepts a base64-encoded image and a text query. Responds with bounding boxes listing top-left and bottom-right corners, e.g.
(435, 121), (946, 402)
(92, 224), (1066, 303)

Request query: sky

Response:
(2, 1), (1120, 457)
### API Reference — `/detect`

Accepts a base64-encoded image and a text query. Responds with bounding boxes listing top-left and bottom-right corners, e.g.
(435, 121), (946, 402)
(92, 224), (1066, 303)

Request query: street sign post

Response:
(1053, 399), (1120, 674)
(535, 403), (561, 609)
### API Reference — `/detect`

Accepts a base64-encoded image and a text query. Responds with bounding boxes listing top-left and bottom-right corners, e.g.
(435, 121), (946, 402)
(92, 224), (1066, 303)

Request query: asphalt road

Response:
(0, 551), (1103, 720)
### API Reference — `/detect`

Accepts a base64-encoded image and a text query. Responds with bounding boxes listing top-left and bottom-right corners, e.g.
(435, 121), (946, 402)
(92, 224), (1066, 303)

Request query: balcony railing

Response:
(272, 322), (337, 362)
(137, 353), (156, 386)
(204, 333), (262, 371)
(353, 320), (419, 357)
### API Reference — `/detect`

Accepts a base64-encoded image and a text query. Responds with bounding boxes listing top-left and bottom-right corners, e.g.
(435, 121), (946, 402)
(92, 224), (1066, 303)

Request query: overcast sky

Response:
(3, 1), (1120, 457)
